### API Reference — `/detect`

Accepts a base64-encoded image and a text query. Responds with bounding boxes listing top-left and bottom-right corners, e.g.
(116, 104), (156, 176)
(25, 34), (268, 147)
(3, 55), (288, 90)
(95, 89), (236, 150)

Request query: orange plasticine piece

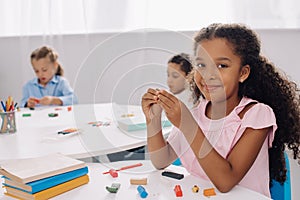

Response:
(203, 188), (216, 197)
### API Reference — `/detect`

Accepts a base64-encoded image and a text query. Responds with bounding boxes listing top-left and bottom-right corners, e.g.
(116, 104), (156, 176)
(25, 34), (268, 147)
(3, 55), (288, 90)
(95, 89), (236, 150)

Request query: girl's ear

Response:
(239, 65), (250, 83)
(54, 61), (59, 70)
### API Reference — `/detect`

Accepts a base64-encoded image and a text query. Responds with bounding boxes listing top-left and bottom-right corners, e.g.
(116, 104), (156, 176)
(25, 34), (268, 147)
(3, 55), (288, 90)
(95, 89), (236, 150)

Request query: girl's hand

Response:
(142, 88), (163, 123)
(156, 90), (196, 131)
(27, 97), (40, 108)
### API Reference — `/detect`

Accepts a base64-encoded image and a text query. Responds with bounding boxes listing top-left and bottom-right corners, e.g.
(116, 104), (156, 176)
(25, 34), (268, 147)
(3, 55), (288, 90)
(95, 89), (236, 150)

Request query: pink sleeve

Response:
(241, 103), (277, 147)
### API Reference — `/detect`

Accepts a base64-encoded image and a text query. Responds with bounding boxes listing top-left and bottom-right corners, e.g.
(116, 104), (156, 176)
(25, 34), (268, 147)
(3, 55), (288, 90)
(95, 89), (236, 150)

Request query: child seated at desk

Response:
(142, 23), (300, 198)
(167, 53), (194, 109)
(21, 46), (78, 108)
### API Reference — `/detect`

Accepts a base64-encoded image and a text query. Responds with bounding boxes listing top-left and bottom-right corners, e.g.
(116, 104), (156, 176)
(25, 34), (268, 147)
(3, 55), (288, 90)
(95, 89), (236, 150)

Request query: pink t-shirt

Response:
(167, 97), (277, 197)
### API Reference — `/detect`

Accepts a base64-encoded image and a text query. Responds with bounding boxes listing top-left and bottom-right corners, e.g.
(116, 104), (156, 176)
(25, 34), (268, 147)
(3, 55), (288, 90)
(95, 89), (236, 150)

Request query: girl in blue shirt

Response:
(21, 46), (78, 108)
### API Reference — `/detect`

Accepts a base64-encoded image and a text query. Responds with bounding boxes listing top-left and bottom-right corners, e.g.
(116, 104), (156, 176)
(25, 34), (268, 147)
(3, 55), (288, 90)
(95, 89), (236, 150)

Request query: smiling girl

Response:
(142, 23), (300, 197)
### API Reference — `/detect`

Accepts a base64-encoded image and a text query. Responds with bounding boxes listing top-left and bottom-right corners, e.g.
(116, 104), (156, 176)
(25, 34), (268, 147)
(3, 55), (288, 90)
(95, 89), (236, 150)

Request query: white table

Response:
(0, 160), (271, 200)
(0, 104), (170, 161)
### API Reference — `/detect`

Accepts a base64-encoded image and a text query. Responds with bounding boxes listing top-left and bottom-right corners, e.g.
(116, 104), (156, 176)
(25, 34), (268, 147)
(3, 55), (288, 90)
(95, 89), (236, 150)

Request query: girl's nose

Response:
(199, 65), (218, 80)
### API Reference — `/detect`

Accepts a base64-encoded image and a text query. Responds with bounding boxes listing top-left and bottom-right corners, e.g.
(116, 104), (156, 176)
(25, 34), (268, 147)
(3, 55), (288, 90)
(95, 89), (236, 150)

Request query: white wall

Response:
(0, 29), (299, 105)
(0, 29), (299, 198)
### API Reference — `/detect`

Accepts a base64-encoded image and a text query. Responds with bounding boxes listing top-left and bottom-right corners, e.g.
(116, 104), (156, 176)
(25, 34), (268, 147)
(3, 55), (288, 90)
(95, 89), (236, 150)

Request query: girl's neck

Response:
(38, 79), (49, 87)
(206, 96), (242, 120)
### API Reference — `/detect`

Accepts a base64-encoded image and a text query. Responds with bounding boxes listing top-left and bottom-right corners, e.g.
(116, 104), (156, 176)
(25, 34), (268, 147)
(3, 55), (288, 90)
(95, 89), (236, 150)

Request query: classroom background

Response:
(0, 0), (299, 105)
(0, 0), (299, 199)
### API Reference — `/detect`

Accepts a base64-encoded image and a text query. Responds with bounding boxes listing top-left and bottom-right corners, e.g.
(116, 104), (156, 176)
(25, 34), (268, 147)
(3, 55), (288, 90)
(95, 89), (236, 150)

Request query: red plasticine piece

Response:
(174, 185), (183, 197)
(109, 169), (118, 178)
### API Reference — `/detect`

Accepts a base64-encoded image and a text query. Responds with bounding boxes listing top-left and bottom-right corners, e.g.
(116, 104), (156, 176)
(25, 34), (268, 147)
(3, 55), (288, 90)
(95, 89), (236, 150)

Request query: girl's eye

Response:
(217, 64), (228, 68)
(195, 63), (205, 68)
(172, 74), (179, 78)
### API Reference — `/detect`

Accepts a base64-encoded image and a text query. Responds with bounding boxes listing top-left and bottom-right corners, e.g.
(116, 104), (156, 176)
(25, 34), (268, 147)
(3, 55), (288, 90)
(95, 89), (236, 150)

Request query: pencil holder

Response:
(0, 111), (16, 134)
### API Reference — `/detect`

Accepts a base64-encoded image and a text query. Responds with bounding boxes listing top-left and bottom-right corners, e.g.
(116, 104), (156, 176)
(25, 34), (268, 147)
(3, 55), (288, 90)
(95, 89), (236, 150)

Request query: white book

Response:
(0, 153), (86, 184)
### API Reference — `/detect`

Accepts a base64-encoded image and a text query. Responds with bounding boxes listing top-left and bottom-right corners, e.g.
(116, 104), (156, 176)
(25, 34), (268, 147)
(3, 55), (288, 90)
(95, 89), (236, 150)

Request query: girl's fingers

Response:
(142, 94), (157, 104)
(157, 90), (176, 104)
(156, 90), (177, 109)
(147, 88), (159, 95)
(142, 88), (161, 103)
(157, 95), (172, 110)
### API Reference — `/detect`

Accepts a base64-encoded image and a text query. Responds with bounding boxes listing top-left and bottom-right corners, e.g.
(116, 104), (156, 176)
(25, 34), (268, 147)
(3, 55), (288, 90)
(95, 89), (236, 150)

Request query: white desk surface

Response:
(0, 160), (271, 200)
(0, 104), (170, 161)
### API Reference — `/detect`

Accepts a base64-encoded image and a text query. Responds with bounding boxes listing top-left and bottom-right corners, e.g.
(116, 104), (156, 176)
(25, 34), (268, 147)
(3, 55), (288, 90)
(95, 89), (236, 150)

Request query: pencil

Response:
(1, 100), (6, 112)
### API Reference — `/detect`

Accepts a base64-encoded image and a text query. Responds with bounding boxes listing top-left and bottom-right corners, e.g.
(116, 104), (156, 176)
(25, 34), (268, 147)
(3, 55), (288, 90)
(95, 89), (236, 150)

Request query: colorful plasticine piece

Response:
(130, 178), (147, 185)
(203, 188), (216, 197)
(109, 169), (118, 178)
(121, 113), (134, 118)
(57, 128), (79, 135)
(174, 185), (183, 197)
(106, 183), (121, 193)
(137, 185), (148, 198)
(192, 185), (199, 193)
(48, 113), (58, 117)
(161, 171), (184, 180)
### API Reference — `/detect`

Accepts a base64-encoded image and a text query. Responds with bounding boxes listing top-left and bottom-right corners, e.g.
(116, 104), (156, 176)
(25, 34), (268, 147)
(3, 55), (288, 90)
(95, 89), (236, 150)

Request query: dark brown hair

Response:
(168, 53), (193, 76)
(192, 23), (300, 185)
(31, 46), (64, 76)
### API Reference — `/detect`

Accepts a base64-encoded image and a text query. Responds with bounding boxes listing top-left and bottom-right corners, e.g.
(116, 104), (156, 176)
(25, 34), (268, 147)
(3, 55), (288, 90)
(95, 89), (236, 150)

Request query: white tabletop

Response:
(0, 160), (271, 200)
(0, 104), (171, 161)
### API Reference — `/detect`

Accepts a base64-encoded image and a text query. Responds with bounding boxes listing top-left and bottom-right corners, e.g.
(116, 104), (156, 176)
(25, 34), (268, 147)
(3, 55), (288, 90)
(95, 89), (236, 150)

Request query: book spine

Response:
(3, 166), (88, 194)
(5, 175), (89, 200)
(31, 167), (88, 194)
(34, 174), (90, 200)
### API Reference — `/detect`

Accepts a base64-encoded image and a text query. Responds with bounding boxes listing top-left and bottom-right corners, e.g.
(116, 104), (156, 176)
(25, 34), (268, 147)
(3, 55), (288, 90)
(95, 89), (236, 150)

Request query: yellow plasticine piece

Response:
(130, 178), (147, 185)
(192, 185), (199, 193)
(121, 113), (135, 118)
(203, 188), (216, 197)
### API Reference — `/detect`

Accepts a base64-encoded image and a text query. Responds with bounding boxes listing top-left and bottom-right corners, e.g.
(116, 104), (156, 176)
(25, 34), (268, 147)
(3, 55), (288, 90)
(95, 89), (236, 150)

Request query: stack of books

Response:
(0, 153), (89, 200)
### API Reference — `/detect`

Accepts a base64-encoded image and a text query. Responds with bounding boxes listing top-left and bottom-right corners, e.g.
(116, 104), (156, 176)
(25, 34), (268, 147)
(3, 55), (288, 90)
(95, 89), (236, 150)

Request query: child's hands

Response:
(141, 88), (162, 123)
(39, 96), (54, 105)
(155, 90), (183, 128)
(27, 97), (40, 108)
(28, 96), (63, 107)
(156, 90), (197, 133)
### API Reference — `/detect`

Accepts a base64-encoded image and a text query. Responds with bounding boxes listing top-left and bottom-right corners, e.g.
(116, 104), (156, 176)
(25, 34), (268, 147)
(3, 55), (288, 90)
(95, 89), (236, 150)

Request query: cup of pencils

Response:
(0, 97), (17, 134)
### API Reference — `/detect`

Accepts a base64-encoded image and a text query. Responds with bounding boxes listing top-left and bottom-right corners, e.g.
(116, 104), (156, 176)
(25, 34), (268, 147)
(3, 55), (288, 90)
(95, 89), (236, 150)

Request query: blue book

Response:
(2, 166), (88, 194)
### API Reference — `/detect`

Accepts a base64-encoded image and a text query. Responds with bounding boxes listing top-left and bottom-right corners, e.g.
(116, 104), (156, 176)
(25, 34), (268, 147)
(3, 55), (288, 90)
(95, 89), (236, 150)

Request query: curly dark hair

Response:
(168, 53), (193, 76)
(191, 23), (300, 185)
